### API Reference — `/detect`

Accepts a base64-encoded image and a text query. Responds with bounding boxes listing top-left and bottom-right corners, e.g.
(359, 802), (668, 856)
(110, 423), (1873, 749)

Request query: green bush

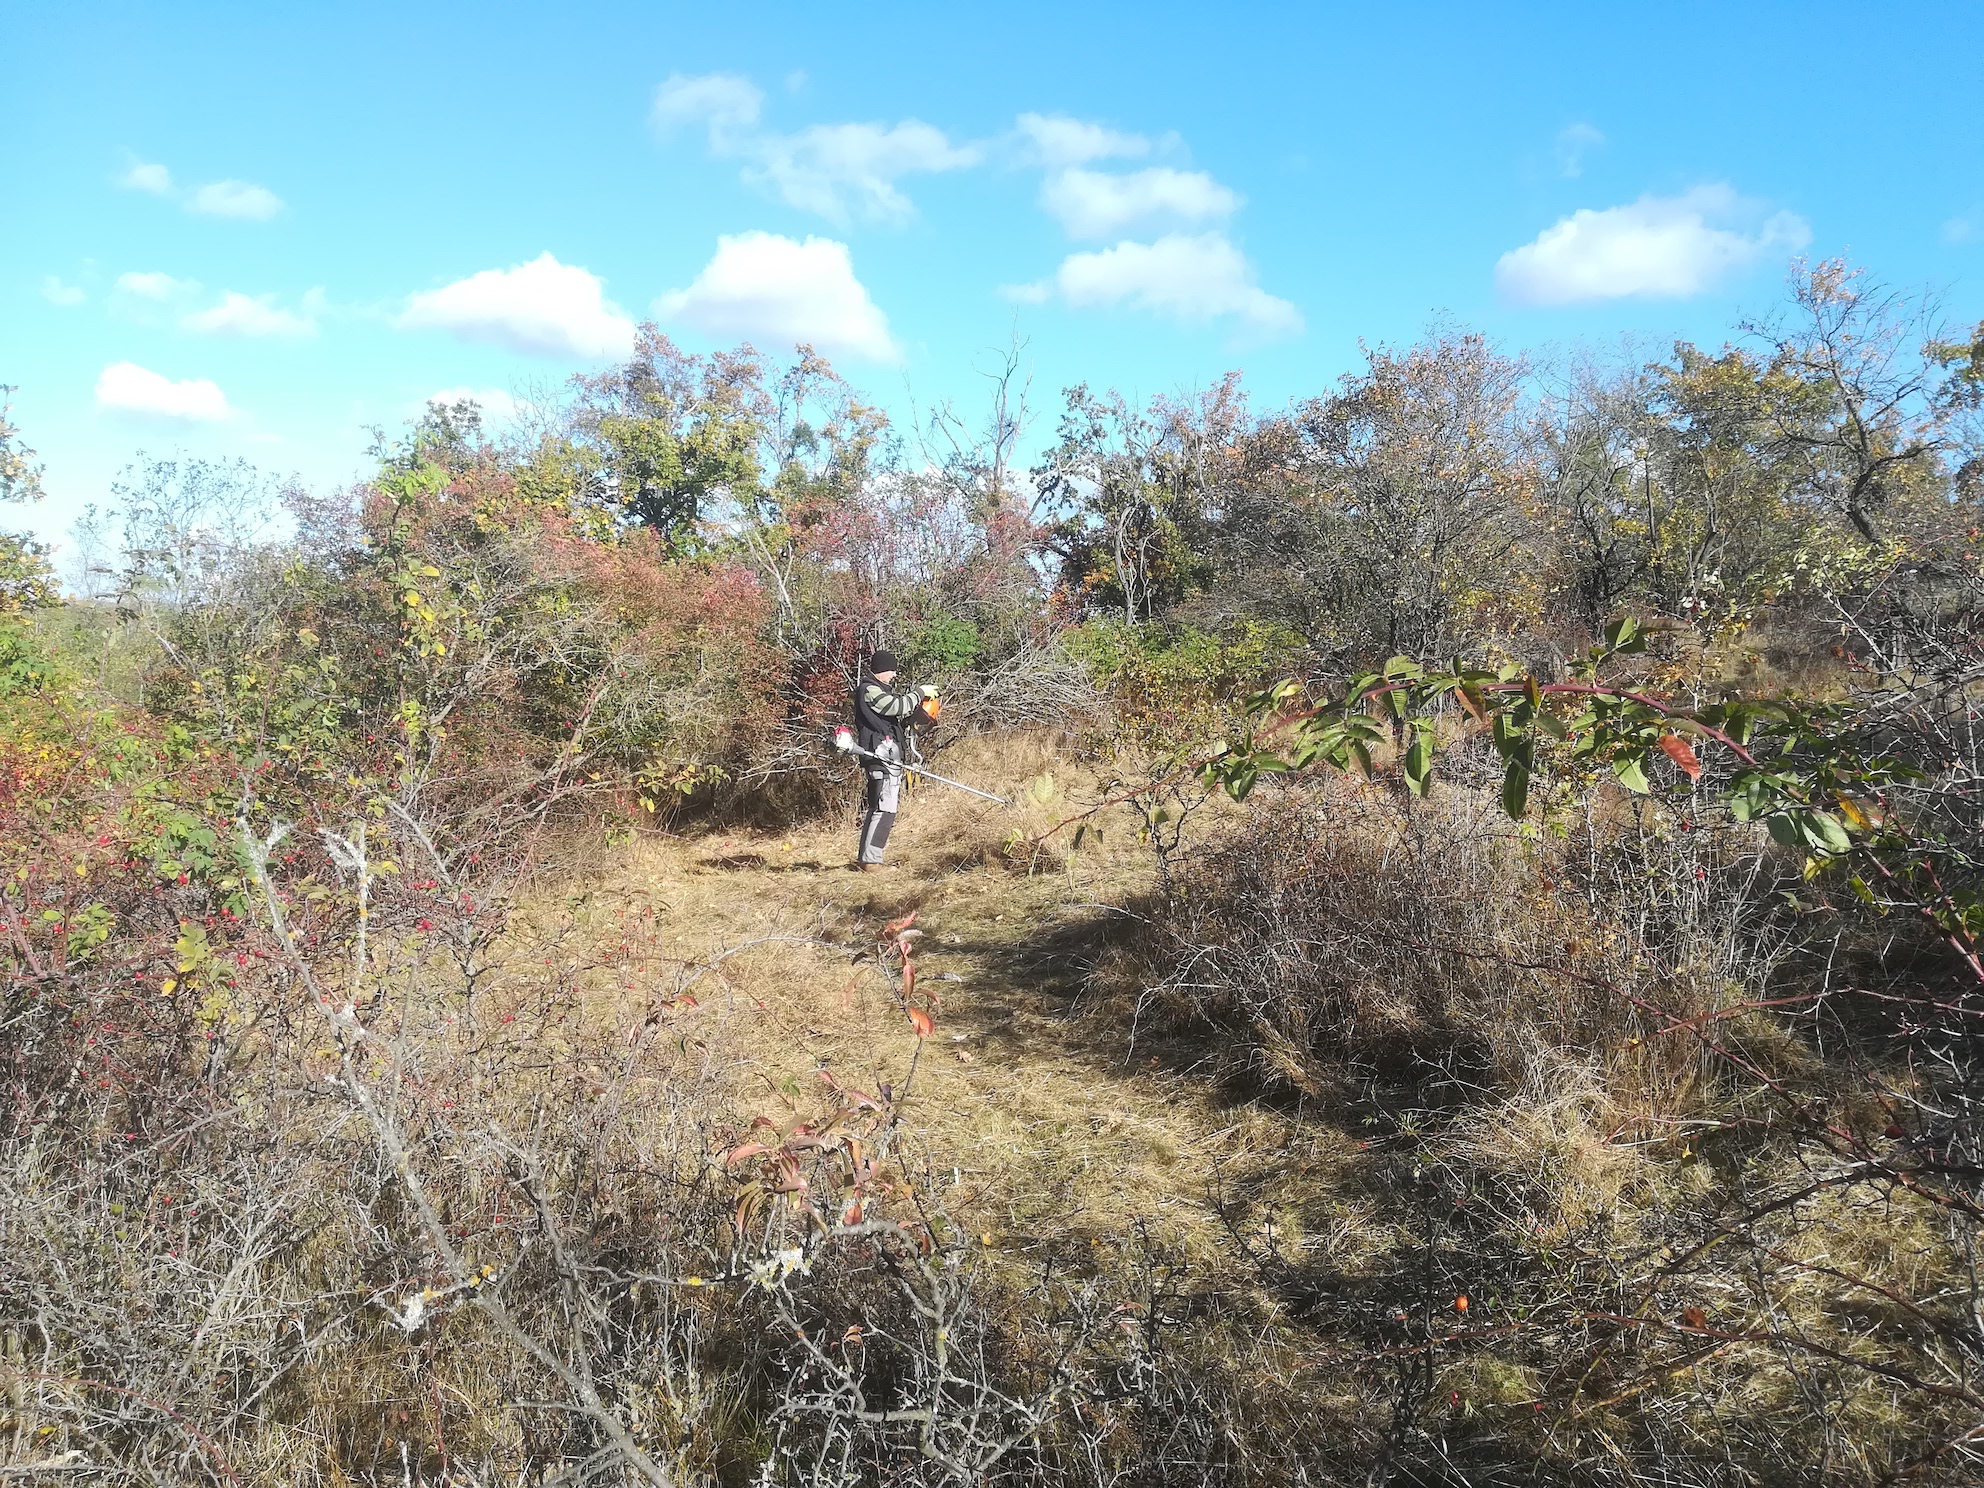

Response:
(905, 613), (984, 676)
(1059, 617), (1306, 751)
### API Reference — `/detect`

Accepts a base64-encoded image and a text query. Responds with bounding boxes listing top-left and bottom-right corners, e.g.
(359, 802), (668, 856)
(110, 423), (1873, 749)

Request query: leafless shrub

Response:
(942, 634), (1101, 737)
(1082, 769), (1984, 1484)
(2, 798), (1141, 1486)
(1093, 773), (1775, 1107)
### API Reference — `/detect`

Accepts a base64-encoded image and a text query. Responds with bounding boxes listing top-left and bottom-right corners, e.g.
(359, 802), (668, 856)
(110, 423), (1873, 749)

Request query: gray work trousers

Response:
(858, 739), (903, 864)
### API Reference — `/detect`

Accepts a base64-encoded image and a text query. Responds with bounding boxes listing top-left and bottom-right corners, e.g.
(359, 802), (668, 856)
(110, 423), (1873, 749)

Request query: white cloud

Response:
(1555, 123), (1604, 179)
(1014, 113), (1150, 167)
(115, 270), (193, 300)
(95, 361), (232, 422)
(398, 252), (637, 360)
(424, 387), (527, 423)
(1049, 233), (1302, 337)
(749, 120), (979, 224)
(998, 280), (1052, 305)
(183, 290), (317, 337)
(189, 179), (285, 220)
(652, 72), (978, 224)
(658, 231), (899, 363)
(1495, 185), (1811, 306)
(1041, 166), (1240, 239)
(119, 161), (174, 195)
(117, 160), (285, 220)
(1944, 210), (1979, 245)
(42, 276), (85, 306)
(652, 71), (763, 144)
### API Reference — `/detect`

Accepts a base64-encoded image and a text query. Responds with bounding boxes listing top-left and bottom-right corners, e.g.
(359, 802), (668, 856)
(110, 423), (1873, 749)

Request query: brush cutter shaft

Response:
(840, 740), (1009, 805)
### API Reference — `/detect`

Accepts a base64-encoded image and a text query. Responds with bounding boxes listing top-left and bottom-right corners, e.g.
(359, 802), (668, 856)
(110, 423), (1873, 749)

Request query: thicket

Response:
(4, 260), (1984, 1485)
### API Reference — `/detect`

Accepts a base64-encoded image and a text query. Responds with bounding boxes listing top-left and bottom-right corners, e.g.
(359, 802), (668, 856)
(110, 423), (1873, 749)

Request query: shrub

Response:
(1085, 769), (1982, 1484)
(1061, 618), (1305, 755)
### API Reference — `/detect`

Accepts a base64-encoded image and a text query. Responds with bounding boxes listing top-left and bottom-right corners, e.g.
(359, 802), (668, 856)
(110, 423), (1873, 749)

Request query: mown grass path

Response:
(544, 776), (1334, 1282)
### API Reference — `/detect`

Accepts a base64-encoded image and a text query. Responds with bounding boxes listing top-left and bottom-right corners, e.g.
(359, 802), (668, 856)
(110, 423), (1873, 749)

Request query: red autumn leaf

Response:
(883, 910), (920, 937)
(1657, 734), (1703, 781)
(1681, 1305), (1708, 1329)
(907, 1006), (935, 1038)
(722, 1142), (772, 1167)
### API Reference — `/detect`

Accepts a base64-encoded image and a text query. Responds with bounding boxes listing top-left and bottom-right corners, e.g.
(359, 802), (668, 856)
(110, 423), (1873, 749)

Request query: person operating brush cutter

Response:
(850, 649), (938, 872)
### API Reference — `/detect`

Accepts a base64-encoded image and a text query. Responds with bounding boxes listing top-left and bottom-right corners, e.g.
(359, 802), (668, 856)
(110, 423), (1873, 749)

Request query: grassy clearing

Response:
(470, 727), (1984, 1484)
(527, 732), (1303, 1280)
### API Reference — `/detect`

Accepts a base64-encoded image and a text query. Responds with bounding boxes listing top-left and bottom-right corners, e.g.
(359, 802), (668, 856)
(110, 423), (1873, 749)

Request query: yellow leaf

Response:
(161, 978), (177, 995)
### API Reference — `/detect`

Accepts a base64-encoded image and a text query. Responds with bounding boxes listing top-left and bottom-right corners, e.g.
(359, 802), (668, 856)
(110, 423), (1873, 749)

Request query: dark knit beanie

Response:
(866, 649), (900, 675)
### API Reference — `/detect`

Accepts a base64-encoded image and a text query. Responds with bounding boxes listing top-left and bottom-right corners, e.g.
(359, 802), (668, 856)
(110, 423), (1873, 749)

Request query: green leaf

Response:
(1803, 810), (1851, 856)
(1766, 812), (1802, 848)
(1501, 755), (1531, 820)
(1604, 615), (1645, 653)
(1613, 753), (1650, 794)
(1404, 736), (1433, 797)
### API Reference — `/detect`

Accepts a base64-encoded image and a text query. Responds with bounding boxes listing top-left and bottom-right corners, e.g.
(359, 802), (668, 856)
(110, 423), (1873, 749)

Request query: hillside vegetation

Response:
(6, 262), (1984, 1486)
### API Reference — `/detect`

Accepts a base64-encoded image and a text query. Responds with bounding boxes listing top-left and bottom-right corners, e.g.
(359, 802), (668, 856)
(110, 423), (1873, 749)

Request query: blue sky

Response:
(5, 0), (1981, 550)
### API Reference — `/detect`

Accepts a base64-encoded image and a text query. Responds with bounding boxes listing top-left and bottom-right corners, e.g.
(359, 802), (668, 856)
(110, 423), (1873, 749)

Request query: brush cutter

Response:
(831, 725), (1010, 805)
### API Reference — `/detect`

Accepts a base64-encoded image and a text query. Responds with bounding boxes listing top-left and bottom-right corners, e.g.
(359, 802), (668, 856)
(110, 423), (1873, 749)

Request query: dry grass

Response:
(9, 722), (1976, 1485)
(529, 731), (1299, 1279)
